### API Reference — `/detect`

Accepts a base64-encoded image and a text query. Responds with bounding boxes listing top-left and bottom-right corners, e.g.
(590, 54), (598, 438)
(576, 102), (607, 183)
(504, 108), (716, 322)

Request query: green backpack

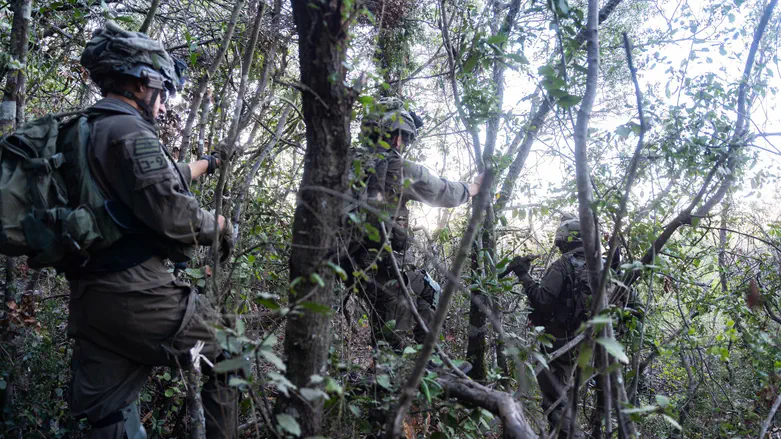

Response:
(0, 111), (126, 269)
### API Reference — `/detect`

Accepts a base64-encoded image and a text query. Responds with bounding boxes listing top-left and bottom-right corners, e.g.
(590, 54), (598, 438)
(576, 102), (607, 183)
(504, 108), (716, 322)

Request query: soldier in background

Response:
(501, 214), (591, 439)
(342, 97), (482, 352)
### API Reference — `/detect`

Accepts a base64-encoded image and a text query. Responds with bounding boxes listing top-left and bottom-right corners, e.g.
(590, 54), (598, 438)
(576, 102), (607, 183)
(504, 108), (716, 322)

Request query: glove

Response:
(218, 219), (234, 264)
(200, 154), (220, 175)
(499, 255), (539, 279)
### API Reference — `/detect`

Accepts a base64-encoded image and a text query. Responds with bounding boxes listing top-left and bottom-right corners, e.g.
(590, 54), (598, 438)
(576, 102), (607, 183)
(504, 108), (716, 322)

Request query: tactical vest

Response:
(344, 147), (409, 253)
(558, 250), (593, 331)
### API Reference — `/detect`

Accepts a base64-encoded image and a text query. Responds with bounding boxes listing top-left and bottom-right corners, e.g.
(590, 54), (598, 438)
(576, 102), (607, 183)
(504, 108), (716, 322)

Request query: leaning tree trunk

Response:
(275, 0), (354, 434)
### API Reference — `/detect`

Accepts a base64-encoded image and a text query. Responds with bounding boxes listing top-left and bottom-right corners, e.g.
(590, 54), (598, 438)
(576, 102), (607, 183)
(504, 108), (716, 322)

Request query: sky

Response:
(407, 0), (781, 239)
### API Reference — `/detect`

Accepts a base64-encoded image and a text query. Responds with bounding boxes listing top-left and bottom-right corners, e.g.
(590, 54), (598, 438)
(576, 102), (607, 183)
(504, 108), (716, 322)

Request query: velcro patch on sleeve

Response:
(136, 154), (167, 174)
(133, 137), (160, 157)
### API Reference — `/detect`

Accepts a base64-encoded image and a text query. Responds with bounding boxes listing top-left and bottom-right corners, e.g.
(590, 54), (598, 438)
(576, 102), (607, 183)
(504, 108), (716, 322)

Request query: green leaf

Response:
(326, 261), (348, 281)
(309, 374), (324, 384)
(364, 223), (381, 242)
(485, 33), (508, 46)
(309, 273), (325, 287)
(214, 357), (250, 374)
(589, 315), (613, 325)
(165, 388), (175, 397)
(185, 268), (204, 279)
(276, 413), (302, 436)
(663, 414), (682, 430)
(655, 394), (670, 408)
(349, 404), (361, 417)
(376, 374), (392, 390)
(538, 65), (556, 77)
(359, 95), (374, 106)
(596, 337), (629, 364)
(557, 94), (582, 108)
(577, 345), (593, 368)
(463, 54), (479, 74)
(325, 377), (343, 395)
(260, 350), (287, 372)
(228, 377), (249, 387)
(300, 387), (330, 401)
(623, 405), (657, 414)
(298, 301), (333, 315)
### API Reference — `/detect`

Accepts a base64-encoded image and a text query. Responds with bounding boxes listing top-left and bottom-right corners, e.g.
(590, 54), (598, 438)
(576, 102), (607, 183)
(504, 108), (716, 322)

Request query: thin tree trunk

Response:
(275, 0), (354, 434)
(232, 105), (291, 242)
(211, 0), (266, 297)
(178, 0), (246, 162)
(195, 89), (212, 158)
(138, 0), (162, 34)
(0, 0), (32, 135)
(387, 172), (495, 438)
(464, 0), (521, 381)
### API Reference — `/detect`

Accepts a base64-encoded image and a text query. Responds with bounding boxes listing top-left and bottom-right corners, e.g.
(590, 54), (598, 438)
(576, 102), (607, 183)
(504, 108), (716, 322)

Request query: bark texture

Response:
(276, 0), (354, 434)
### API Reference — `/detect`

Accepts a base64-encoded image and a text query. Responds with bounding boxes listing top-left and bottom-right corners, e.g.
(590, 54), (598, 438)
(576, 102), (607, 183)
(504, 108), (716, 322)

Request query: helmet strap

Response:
(116, 88), (158, 123)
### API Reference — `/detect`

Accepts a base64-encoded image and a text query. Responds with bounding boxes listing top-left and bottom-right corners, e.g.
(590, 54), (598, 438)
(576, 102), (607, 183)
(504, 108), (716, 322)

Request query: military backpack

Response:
(0, 111), (134, 270)
(556, 250), (593, 331)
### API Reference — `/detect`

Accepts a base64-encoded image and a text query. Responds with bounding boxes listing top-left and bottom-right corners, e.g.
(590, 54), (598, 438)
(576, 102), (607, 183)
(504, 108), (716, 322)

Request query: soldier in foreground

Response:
(343, 97), (482, 352)
(501, 215), (591, 439)
(66, 23), (235, 439)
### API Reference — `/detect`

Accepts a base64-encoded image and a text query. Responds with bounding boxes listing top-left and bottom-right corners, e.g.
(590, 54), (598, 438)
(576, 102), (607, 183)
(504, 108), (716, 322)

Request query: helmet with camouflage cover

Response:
(554, 213), (582, 248)
(360, 97), (423, 147)
(80, 21), (186, 99)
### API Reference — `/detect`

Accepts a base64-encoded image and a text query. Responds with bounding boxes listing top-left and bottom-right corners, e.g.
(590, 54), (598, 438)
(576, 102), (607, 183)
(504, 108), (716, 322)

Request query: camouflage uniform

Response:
(345, 98), (472, 349)
(65, 97), (237, 439)
(518, 247), (587, 439)
(65, 23), (236, 439)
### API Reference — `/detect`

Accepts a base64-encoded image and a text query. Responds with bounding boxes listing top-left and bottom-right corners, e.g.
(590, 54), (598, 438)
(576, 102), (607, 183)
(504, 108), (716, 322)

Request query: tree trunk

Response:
(138, 0), (162, 34)
(276, 0), (354, 434)
(464, 0), (521, 381)
(0, 0), (32, 135)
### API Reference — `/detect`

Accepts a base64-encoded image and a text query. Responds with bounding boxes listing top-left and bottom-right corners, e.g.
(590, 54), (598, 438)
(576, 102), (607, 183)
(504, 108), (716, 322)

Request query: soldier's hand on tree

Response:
(468, 173), (484, 197)
(217, 217), (233, 264)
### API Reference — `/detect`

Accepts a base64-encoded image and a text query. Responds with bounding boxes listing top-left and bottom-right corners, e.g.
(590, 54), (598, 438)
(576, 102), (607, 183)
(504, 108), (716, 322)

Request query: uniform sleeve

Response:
(520, 257), (570, 312)
(176, 162), (193, 183)
(402, 160), (470, 208)
(110, 133), (218, 246)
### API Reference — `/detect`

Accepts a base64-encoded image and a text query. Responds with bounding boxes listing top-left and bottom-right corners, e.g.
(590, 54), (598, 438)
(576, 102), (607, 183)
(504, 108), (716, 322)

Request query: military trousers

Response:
(67, 280), (238, 439)
(360, 263), (438, 350)
(536, 336), (583, 439)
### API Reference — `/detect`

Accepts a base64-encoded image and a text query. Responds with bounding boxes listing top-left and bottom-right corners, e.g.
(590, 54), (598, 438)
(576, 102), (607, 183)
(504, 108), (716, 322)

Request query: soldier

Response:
(501, 214), (591, 439)
(66, 23), (236, 439)
(343, 97), (482, 351)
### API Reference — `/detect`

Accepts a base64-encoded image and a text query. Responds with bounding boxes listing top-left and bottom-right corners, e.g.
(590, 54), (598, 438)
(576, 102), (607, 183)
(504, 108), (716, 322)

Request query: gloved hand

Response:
(211, 142), (233, 163)
(499, 254), (540, 279)
(200, 154), (220, 175)
(218, 219), (234, 264)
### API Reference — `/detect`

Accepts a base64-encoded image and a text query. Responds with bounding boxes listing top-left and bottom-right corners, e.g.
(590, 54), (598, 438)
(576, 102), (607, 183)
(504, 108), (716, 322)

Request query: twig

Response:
(274, 79), (330, 111)
(759, 389), (781, 439)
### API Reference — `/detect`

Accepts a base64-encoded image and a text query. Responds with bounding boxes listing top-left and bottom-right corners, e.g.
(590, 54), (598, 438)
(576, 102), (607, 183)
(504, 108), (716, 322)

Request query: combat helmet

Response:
(360, 97), (424, 147)
(554, 213), (582, 248)
(80, 21), (186, 116)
